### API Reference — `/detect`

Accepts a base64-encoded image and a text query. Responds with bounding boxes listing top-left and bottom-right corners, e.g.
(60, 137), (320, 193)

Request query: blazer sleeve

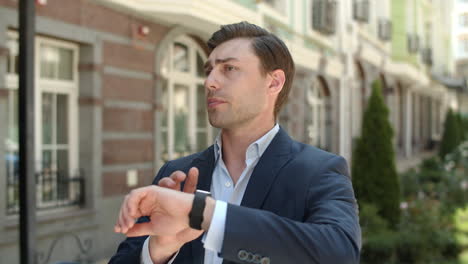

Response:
(108, 162), (171, 264)
(220, 156), (361, 264)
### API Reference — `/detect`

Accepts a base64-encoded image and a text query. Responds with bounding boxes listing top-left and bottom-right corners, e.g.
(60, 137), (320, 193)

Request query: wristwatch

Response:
(189, 190), (211, 230)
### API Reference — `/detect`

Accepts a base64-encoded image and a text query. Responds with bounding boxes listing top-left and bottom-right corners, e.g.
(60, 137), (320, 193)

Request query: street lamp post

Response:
(18, 0), (36, 263)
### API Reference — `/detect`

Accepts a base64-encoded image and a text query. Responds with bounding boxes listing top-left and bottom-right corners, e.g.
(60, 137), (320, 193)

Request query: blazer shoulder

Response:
(292, 140), (339, 161)
(290, 141), (348, 174)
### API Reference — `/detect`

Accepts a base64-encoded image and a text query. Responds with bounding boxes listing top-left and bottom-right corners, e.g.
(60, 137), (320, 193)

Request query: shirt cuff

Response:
(202, 200), (227, 253)
(141, 237), (179, 264)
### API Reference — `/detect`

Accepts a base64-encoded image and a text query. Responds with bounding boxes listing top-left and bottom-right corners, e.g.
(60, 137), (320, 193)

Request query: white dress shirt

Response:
(141, 124), (279, 264)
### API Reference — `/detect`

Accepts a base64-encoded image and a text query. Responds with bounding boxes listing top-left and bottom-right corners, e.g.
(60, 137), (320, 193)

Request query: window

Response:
(305, 78), (328, 149)
(5, 32), (19, 214)
(159, 36), (212, 162)
(459, 35), (468, 55)
(311, 0), (337, 35)
(460, 13), (468, 27)
(263, 0), (287, 15)
(5, 32), (80, 214)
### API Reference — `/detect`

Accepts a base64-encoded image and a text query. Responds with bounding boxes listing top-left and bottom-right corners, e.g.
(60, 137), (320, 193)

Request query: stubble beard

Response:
(208, 105), (260, 130)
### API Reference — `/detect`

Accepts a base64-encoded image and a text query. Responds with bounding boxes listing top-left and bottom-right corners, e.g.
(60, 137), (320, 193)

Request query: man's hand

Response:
(114, 167), (204, 263)
(158, 167), (199, 193)
(114, 184), (194, 236)
(151, 168), (205, 263)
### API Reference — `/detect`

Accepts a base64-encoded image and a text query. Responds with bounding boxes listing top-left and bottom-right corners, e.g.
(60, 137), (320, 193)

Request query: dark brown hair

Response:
(207, 21), (295, 119)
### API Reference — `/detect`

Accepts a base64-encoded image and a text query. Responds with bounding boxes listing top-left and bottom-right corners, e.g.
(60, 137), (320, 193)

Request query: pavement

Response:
(396, 150), (437, 173)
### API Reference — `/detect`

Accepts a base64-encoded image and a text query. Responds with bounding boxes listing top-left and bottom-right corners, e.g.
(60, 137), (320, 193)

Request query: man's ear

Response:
(268, 69), (286, 95)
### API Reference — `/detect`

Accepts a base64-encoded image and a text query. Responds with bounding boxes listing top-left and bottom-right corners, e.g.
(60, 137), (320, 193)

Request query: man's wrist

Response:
(201, 197), (216, 231)
(148, 236), (179, 264)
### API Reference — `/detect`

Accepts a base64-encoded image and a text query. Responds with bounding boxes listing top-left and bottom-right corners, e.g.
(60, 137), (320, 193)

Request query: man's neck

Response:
(220, 119), (276, 184)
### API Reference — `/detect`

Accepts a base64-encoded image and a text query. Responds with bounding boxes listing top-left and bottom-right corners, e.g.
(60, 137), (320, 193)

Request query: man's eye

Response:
(225, 65), (235, 71)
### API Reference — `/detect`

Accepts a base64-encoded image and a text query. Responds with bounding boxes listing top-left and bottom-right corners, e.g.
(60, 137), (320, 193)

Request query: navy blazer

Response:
(109, 128), (361, 264)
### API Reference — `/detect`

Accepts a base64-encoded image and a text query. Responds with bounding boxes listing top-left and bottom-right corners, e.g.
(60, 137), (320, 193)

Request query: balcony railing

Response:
(7, 168), (85, 215)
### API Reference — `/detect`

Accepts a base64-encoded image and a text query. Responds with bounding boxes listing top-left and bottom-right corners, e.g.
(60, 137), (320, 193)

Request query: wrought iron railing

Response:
(6, 168), (85, 215)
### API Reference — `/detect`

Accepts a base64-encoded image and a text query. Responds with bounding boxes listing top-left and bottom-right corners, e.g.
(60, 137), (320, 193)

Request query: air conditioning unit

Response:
(378, 19), (392, 41)
(421, 48), (433, 66)
(407, 34), (420, 53)
(353, 0), (370, 23)
(312, 0), (337, 35)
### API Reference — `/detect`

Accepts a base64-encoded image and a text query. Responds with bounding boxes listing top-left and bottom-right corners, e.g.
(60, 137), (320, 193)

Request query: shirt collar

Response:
(214, 124), (280, 163)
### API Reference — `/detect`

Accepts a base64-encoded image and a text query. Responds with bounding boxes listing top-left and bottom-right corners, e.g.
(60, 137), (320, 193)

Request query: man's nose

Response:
(204, 71), (220, 91)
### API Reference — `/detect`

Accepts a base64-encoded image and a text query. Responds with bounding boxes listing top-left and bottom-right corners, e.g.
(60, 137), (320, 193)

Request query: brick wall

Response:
(1, 0), (171, 197)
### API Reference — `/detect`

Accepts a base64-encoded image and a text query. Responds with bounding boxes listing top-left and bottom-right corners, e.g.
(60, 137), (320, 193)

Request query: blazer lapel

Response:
(192, 146), (215, 191)
(189, 129), (293, 264)
(222, 129), (293, 264)
(240, 128), (293, 209)
(188, 146), (216, 264)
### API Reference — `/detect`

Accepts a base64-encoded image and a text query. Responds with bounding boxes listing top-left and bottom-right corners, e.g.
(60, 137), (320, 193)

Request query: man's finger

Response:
(115, 209), (124, 233)
(126, 188), (150, 219)
(170, 171), (187, 183)
(124, 196), (138, 229)
(158, 177), (177, 188)
(158, 171), (186, 191)
(125, 222), (155, 237)
(116, 195), (130, 233)
(183, 167), (199, 193)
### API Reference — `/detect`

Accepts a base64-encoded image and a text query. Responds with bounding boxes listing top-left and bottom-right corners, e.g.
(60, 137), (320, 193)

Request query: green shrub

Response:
(457, 113), (466, 142)
(363, 132), (468, 263)
(399, 169), (420, 200)
(396, 199), (462, 263)
(352, 80), (400, 228)
(440, 109), (462, 159)
(360, 203), (398, 264)
(463, 116), (468, 139)
(360, 199), (462, 264)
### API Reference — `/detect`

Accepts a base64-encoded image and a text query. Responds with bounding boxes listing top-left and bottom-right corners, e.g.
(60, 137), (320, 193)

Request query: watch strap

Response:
(189, 190), (211, 230)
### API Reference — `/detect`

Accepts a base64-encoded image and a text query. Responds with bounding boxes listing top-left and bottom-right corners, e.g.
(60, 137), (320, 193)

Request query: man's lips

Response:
(207, 98), (226, 108)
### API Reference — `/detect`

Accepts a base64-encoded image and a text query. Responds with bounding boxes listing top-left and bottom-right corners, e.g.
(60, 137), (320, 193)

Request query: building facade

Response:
(0, 0), (454, 262)
(451, 0), (468, 114)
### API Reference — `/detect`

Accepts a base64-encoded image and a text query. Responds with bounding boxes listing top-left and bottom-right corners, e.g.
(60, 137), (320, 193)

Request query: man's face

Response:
(204, 38), (272, 129)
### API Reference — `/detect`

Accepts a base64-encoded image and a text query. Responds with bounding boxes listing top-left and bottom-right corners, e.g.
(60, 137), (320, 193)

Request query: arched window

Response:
(159, 35), (211, 162)
(305, 77), (327, 149)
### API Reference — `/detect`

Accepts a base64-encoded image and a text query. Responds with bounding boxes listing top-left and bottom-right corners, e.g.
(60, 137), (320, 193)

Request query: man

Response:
(110, 21), (361, 264)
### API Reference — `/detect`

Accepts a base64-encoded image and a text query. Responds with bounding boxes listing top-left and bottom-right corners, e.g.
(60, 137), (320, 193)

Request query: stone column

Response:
(404, 88), (413, 157)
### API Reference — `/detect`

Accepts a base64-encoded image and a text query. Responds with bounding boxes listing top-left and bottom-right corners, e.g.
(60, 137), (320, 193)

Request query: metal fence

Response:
(7, 168), (85, 215)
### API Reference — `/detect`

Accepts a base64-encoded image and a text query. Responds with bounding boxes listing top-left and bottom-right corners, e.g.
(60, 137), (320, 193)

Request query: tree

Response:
(352, 80), (400, 228)
(438, 109), (461, 159)
(456, 112), (466, 142)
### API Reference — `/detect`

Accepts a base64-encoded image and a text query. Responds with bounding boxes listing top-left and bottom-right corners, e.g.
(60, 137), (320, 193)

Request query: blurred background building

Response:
(0, 0), (463, 262)
(451, 0), (468, 113)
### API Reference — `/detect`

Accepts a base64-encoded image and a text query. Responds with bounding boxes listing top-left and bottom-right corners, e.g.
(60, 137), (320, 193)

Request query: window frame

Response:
(35, 36), (80, 207)
(460, 13), (468, 27)
(306, 78), (327, 149)
(458, 35), (468, 55)
(159, 35), (212, 162)
(305, 0), (334, 47)
(5, 31), (80, 211)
